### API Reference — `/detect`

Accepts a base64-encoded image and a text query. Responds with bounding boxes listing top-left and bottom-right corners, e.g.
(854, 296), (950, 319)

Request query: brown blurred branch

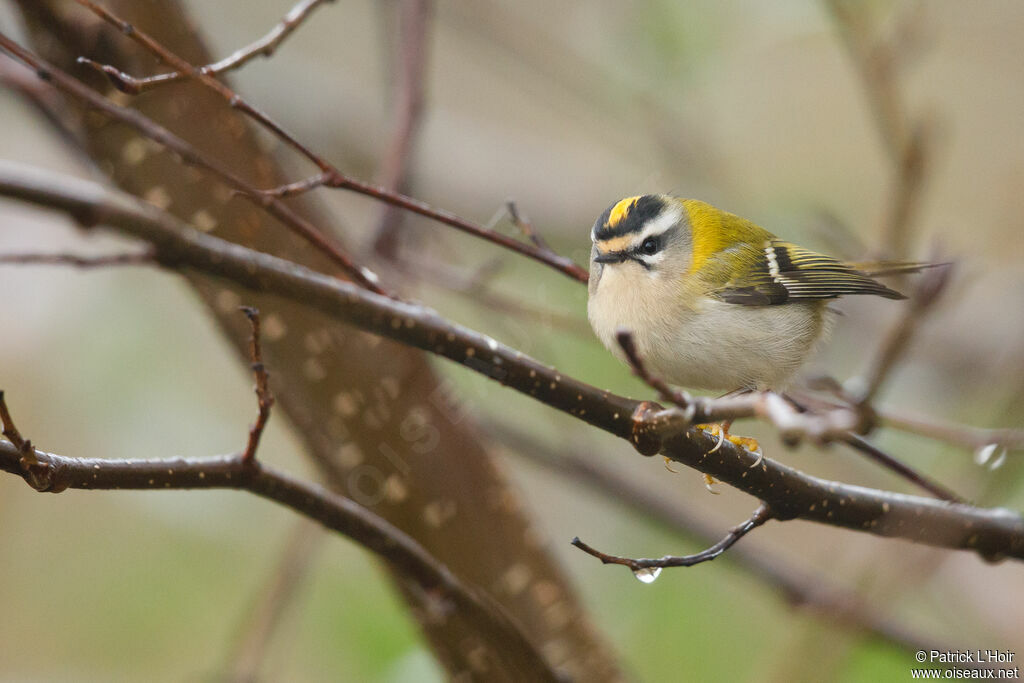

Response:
(825, 0), (934, 259)
(852, 262), (953, 407)
(224, 522), (322, 683)
(0, 250), (154, 267)
(2, 161), (1021, 562)
(75, 0), (332, 173)
(0, 29), (384, 294)
(373, 0), (433, 259)
(64, 1), (589, 284)
(89, 0), (335, 93)
(881, 409), (1024, 456)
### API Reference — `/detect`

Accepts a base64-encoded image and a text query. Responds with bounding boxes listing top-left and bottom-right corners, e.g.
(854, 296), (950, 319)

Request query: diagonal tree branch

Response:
(0, 29), (384, 294)
(1, 160), (1022, 562)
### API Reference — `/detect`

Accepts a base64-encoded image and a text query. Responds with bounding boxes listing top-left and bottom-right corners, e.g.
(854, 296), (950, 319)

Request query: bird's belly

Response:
(590, 288), (826, 391)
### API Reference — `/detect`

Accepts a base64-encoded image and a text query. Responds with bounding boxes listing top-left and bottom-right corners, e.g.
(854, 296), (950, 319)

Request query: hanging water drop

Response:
(974, 443), (998, 466)
(632, 566), (662, 584)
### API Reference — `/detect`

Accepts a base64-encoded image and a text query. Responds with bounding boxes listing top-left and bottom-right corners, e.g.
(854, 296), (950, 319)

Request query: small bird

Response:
(587, 194), (923, 394)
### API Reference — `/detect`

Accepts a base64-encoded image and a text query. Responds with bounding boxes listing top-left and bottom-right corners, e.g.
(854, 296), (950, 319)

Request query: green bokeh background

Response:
(1, 1), (1022, 681)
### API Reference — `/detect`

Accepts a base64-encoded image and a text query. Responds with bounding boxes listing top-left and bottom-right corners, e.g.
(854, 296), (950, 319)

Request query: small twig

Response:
(0, 250), (154, 268)
(615, 328), (692, 408)
(572, 504), (773, 574)
(488, 419), (971, 656)
(263, 171), (591, 283)
(240, 307), (274, 463)
(0, 391), (29, 455)
(90, 0), (334, 94)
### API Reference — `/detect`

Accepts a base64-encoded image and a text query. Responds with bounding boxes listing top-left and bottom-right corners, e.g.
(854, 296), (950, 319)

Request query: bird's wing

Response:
(713, 240), (906, 305)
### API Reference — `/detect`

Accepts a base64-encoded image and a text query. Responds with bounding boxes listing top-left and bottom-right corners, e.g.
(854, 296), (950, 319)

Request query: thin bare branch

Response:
(1, 161), (1020, 561)
(0, 30), (385, 294)
(505, 200), (552, 252)
(488, 420), (976, 656)
(94, 0), (335, 93)
(224, 522), (322, 683)
(373, 0), (433, 259)
(74, 0), (331, 172)
(853, 262), (953, 407)
(825, 0), (934, 259)
(881, 408), (1024, 455)
(0, 250), (154, 268)
(240, 307), (274, 463)
(69, 1), (589, 284)
(572, 504), (773, 573)
(265, 171), (591, 282)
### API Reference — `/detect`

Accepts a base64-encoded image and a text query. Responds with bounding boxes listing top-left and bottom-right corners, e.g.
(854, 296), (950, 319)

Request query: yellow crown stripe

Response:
(608, 196), (641, 228)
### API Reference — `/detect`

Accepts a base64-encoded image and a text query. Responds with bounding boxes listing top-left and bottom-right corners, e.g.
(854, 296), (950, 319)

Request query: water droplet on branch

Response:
(632, 566), (662, 584)
(974, 443), (998, 466)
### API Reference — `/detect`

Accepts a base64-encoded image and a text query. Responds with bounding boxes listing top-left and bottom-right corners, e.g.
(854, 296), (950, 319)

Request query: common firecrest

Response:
(587, 194), (920, 392)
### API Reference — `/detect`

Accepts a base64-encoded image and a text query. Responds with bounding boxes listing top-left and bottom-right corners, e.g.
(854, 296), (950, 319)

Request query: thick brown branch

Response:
(1, 161), (1021, 562)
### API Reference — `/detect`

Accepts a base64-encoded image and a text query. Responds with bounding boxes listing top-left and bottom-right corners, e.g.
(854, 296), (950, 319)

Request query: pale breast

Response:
(589, 264), (828, 391)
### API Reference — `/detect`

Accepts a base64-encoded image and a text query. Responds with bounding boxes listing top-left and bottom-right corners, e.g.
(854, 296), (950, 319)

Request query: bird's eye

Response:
(639, 236), (660, 255)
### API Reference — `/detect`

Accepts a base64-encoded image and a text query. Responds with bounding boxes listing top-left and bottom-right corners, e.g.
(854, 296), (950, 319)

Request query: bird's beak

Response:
(594, 251), (626, 264)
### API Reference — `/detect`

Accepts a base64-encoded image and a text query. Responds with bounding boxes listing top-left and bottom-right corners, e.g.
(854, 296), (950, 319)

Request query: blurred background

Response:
(1, 0), (1022, 680)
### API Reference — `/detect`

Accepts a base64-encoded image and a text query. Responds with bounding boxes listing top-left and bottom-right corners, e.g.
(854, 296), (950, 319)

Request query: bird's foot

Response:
(697, 422), (762, 466)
